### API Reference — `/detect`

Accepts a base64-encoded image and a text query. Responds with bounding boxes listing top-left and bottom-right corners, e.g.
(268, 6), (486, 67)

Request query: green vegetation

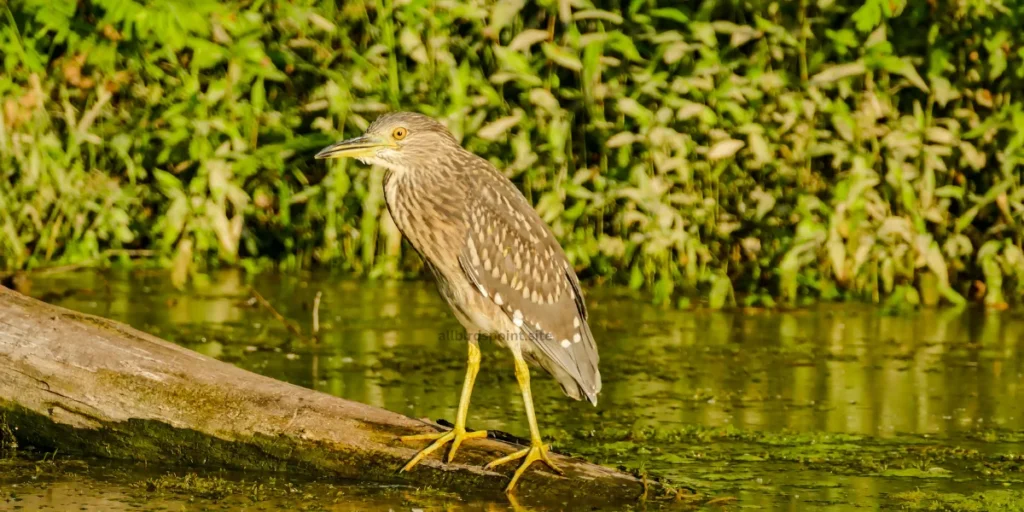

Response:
(562, 425), (1024, 511)
(562, 425), (1024, 484)
(0, 413), (16, 459)
(2, 0), (1023, 306)
(137, 472), (259, 500)
(892, 490), (1024, 512)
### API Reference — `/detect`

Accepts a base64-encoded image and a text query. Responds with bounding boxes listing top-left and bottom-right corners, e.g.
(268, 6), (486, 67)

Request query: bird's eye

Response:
(392, 127), (408, 140)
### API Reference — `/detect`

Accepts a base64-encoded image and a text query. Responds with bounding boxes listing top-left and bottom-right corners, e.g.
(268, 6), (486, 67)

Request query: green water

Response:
(3, 269), (1023, 511)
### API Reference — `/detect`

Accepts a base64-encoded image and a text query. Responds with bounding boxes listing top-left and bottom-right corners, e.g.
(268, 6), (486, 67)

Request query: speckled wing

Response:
(457, 178), (601, 404)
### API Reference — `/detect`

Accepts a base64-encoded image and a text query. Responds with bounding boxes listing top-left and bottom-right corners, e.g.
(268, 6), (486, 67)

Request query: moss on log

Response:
(0, 285), (646, 507)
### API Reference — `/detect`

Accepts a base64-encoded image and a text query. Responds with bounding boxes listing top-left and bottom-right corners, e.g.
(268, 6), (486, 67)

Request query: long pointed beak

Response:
(314, 135), (390, 160)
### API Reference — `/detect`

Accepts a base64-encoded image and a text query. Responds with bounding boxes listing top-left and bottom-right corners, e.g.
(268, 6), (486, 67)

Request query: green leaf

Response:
(708, 139), (745, 160)
(251, 76), (265, 113)
(477, 111), (522, 140)
(152, 170), (185, 196)
(709, 275), (735, 309)
(825, 29), (859, 51)
(493, 46), (542, 86)
(574, 9), (623, 24)
(881, 57), (929, 93)
(747, 132), (771, 168)
(629, 264), (644, 290)
(852, 0), (882, 33)
(508, 29), (549, 52)
(810, 61), (867, 85)
(929, 76), (960, 106)
(607, 31), (643, 62)
(542, 43), (583, 71)
(653, 276), (673, 305)
(989, 49), (1007, 80)
(606, 132), (637, 148)
(690, 22), (717, 47)
(650, 8), (688, 24)
(486, 0), (526, 36)
(188, 38), (229, 69)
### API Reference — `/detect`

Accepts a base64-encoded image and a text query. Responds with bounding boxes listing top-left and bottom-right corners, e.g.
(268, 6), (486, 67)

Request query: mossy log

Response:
(0, 285), (646, 506)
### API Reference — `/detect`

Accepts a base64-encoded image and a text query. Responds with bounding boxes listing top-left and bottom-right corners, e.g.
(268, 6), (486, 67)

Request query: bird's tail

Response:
(576, 322), (601, 406)
(556, 318), (601, 406)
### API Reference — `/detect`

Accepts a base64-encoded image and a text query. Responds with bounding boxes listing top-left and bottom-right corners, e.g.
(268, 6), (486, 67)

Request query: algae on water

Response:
(892, 490), (1024, 512)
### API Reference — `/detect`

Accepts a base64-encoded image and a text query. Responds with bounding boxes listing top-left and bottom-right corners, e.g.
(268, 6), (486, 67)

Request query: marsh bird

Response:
(315, 112), (601, 492)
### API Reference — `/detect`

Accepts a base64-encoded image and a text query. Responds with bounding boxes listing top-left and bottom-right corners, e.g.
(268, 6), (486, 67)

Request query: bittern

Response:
(315, 112), (601, 493)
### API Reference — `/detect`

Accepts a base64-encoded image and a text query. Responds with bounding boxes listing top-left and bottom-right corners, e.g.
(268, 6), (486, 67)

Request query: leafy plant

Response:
(1, 0), (1021, 307)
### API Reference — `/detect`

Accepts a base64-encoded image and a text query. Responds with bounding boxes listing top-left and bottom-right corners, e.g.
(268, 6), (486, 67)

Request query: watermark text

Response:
(437, 330), (553, 342)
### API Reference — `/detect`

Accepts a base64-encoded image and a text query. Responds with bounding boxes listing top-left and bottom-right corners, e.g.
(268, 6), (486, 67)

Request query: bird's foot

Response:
(399, 427), (488, 471)
(485, 442), (564, 493)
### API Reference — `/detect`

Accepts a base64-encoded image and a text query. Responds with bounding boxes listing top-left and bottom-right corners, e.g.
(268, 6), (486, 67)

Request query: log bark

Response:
(0, 285), (646, 507)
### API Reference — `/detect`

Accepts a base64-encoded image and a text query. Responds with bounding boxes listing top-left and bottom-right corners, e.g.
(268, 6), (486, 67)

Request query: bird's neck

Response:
(382, 162), (469, 268)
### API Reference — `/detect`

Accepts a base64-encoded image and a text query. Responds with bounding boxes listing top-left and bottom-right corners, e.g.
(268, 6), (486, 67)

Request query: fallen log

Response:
(0, 285), (646, 507)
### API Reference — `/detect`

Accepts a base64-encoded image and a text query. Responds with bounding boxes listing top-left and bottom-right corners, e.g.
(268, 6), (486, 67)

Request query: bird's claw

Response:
(485, 443), (563, 493)
(399, 427), (488, 471)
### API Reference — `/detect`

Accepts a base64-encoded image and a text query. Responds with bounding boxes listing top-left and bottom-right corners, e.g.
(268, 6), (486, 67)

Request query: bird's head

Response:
(315, 111), (459, 171)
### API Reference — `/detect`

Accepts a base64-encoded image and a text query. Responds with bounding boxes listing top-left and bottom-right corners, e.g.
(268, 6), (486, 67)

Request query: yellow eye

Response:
(392, 127), (408, 140)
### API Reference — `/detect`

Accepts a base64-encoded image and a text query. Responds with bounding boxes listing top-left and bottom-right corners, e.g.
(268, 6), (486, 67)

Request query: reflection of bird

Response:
(316, 112), (601, 492)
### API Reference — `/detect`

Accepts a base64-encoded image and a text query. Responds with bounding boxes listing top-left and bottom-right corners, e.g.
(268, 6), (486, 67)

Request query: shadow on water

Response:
(5, 268), (1024, 511)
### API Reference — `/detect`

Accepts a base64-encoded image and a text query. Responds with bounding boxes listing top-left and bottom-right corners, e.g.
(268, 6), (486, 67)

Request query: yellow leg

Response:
(484, 351), (563, 493)
(400, 339), (487, 471)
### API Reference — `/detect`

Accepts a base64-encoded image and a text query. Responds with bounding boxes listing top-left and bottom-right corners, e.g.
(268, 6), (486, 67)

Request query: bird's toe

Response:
(399, 427), (487, 472)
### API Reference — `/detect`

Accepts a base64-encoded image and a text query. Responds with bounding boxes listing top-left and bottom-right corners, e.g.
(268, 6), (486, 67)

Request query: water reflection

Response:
(0, 467), (524, 512)
(20, 269), (1024, 510)
(29, 269), (1024, 437)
